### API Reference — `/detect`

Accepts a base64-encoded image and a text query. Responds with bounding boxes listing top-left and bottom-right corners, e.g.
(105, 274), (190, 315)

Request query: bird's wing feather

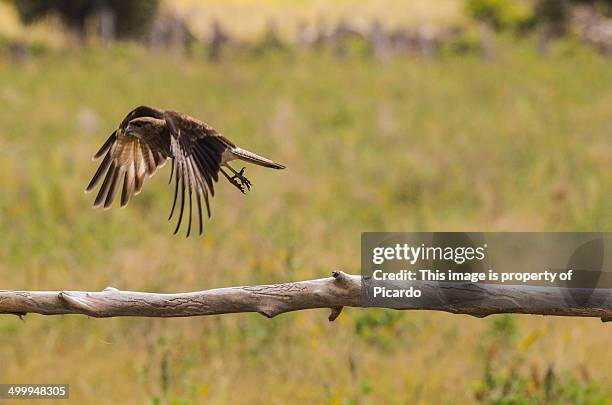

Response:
(87, 106), (170, 209)
(163, 110), (231, 236)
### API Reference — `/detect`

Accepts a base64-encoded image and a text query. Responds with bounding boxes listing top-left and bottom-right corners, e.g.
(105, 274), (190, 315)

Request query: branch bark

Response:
(0, 272), (610, 322)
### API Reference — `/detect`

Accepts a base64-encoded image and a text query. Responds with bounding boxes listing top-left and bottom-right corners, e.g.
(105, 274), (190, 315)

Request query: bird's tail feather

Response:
(231, 148), (285, 169)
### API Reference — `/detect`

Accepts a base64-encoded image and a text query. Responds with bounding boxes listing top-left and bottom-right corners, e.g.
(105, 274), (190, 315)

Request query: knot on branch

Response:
(328, 306), (343, 321)
(332, 270), (352, 287)
(258, 309), (275, 318)
(58, 292), (99, 317)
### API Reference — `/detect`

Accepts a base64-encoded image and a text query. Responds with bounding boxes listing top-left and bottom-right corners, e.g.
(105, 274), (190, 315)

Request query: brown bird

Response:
(86, 105), (285, 236)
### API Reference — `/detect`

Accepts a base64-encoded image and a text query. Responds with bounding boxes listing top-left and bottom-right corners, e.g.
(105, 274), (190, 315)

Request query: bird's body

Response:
(86, 105), (285, 236)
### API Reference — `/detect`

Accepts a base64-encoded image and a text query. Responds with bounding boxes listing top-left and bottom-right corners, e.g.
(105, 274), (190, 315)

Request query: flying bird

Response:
(86, 105), (285, 236)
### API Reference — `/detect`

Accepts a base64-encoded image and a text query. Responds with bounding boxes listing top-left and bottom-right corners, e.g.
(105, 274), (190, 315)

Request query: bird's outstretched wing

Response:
(86, 106), (170, 209)
(163, 110), (234, 236)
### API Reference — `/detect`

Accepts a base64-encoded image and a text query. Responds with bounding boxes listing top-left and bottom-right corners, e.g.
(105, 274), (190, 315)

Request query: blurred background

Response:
(0, 0), (611, 403)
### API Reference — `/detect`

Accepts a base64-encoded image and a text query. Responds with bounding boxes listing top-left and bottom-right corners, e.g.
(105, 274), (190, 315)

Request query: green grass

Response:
(0, 39), (611, 404)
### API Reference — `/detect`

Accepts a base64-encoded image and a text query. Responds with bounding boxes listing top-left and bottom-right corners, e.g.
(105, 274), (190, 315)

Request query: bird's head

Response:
(125, 117), (166, 139)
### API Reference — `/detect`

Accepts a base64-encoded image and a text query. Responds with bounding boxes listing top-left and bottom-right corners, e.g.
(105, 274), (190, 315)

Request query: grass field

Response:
(0, 38), (611, 404)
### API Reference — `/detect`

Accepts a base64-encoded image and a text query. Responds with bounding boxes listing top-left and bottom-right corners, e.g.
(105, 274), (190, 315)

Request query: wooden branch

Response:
(0, 272), (610, 322)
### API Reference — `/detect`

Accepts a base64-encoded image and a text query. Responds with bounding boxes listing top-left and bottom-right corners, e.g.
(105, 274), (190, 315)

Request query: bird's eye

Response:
(132, 122), (143, 128)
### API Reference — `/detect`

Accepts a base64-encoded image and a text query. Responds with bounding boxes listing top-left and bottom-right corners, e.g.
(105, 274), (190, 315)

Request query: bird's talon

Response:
(231, 168), (252, 192)
(229, 177), (244, 193)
